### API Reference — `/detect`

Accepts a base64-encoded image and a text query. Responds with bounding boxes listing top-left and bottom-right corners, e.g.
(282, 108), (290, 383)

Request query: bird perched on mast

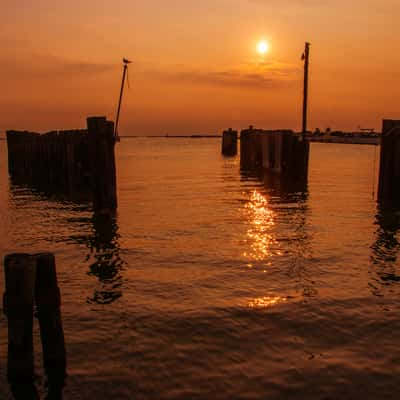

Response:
(115, 58), (132, 141)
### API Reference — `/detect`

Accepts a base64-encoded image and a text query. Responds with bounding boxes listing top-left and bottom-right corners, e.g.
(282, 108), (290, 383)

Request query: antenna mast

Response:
(302, 42), (310, 137)
(115, 58), (132, 140)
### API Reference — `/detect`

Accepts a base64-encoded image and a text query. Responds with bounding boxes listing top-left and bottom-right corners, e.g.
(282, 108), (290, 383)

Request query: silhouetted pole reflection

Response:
(86, 212), (126, 304)
(3, 253), (66, 400)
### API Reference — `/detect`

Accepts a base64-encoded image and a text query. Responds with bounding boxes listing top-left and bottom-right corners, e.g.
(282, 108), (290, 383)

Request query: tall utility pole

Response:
(115, 58), (132, 140)
(302, 42), (310, 136)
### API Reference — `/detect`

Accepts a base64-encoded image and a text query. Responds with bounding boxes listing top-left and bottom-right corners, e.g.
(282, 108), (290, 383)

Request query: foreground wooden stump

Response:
(3, 253), (66, 400)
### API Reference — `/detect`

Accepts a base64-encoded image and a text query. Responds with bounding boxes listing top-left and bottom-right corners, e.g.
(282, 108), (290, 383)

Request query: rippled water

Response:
(0, 138), (399, 399)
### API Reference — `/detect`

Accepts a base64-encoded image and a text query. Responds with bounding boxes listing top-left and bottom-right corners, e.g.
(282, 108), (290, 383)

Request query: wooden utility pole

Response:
(302, 42), (311, 136)
(114, 58), (132, 140)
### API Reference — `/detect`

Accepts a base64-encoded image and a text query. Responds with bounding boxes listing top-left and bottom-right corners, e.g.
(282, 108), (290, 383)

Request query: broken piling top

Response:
(378, 119), (400, 202)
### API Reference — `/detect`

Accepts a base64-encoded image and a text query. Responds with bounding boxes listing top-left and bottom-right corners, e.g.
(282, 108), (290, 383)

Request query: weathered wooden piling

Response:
(3, 253), (38, 399)
(35, 253), (66, 397)
(87, 117), (117, 212)
(378, 119), (400, 202)
(240, 126), (309, 182)
(3, 253), (66, 399)
(6, 116), (117, 210)
(221, 128), (238, 156)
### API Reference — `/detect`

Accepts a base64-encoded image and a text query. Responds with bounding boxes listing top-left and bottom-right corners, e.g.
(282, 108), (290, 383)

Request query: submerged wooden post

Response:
(3, 253), (39, 399)
(35, 253), (66, 398)
(87, 117), (117, 213)
(221, 128), (238, 156)
(378, 119), (400, 202)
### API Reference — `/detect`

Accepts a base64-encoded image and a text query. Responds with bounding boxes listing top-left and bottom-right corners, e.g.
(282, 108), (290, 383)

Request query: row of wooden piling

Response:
(6, 116), (117, 212)
(222, 126), (309, 184)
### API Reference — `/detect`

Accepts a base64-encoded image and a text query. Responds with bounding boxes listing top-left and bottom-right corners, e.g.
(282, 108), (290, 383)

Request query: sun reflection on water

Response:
(243, 190), (278, 263)
(248, 295), (287, 308)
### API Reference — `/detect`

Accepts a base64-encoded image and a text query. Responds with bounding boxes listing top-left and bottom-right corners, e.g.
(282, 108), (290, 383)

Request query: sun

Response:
(257, 40), (270, 55)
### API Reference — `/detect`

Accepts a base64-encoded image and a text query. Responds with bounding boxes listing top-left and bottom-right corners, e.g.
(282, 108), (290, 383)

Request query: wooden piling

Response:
(378, 119), (400, 202)
(221, 128), (238, 156)
(240, 127), (309, 183)
(35, 253), (66, 398)
(87, 117), (118, 213)
(3, 253), (39, 399)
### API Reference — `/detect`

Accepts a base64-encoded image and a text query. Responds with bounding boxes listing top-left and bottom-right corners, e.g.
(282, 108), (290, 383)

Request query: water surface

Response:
(0, 139), (399, 399)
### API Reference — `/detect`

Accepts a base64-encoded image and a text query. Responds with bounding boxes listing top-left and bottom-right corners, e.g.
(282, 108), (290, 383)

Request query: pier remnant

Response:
(35, 253), (66, 398)
(6, 116), (117, 211)
(221, 128), (238, 156)
(3, 253), (66, 399)
(87, 117), (118, 212)
(378, 119), (400, 202)
(4, 254), (37, 399)
(240, 126), (309, 182)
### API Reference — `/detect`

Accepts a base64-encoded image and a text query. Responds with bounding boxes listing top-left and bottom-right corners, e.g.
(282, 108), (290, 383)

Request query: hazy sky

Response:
(1, 0), (399, 135)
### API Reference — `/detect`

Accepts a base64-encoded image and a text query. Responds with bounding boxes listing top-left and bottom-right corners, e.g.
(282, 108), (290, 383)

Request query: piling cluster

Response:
(4, 253), (66, 399)
(240, 126), (310, 181)
(6, 116), (117, 212)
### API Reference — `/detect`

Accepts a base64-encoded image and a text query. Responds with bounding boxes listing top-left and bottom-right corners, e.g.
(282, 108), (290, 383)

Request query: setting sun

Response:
(257, 40), (270, 55)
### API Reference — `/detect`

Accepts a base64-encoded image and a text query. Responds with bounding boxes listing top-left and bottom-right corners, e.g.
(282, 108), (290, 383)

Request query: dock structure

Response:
(240, 126), (309, 182)
(221, 128), (238, 156)
(6, 116), (117, 212)
(378, 119), (400, 202)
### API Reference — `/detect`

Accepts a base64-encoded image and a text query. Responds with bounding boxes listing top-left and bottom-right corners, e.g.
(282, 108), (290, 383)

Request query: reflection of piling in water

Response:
(240, 126), (309, 183)
(3, 253), (66, 399)
(86, 212), (125, 304)
(378, 119), (400, 202)
(221, 128), (238, 156)
(6, 116), (117, 212)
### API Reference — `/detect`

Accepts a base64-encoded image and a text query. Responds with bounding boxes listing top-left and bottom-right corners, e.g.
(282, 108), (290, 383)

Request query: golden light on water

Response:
(248, 296), (287, 308)
(243, 190), (277, 262)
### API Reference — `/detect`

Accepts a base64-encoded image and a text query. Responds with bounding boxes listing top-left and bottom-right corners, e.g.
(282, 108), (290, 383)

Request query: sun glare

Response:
(257, 40), (269, 55)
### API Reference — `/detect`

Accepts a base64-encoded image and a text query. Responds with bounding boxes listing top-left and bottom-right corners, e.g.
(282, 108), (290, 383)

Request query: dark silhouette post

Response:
(302, 42), (311, 136)
(87, 116), (118, 213)
(35, 253), (66, 398)
(3, 254), (38, 399)
(221, 128), (238, 156)
(378, 119), (400, 202)
(115, 58), (132, 140)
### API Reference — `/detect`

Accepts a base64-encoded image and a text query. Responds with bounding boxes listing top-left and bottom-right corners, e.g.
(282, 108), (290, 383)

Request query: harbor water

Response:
(0, 138), (399, 399)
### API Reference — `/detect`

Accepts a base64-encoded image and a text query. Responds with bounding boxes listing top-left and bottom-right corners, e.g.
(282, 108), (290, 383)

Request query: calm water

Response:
(0, 139), (399, 399)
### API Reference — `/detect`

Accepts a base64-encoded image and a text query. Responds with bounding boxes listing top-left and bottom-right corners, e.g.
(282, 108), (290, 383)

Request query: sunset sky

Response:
(1, 0), (399, 136)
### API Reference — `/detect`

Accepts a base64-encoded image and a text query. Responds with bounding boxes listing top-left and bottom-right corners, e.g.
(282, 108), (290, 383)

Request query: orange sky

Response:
(1, 0), (399, 136)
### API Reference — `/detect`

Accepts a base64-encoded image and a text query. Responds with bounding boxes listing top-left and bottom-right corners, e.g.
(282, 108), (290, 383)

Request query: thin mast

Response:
(302, 42), (310, 136)
(115, 58), (131, 139)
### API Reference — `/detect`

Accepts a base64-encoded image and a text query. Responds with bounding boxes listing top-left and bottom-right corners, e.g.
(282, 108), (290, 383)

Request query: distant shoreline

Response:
(308, 136), (380, 145)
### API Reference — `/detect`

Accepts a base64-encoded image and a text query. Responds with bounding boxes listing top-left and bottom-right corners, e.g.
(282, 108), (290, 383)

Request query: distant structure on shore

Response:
(307, 127), (380, 145)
